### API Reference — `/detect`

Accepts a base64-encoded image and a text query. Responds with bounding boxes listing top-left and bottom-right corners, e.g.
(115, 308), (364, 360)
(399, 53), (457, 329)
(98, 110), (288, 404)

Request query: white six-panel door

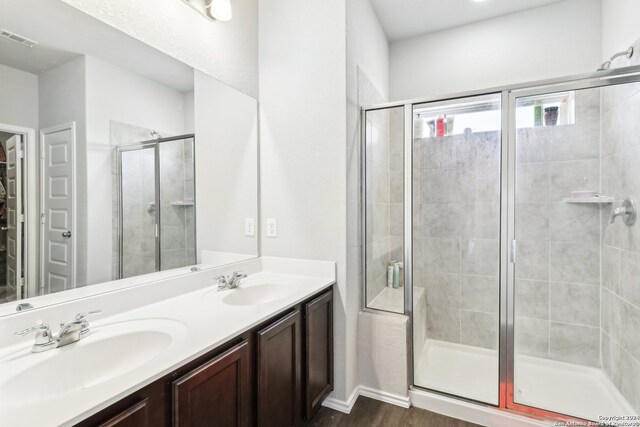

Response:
(40, 124), (75, 294)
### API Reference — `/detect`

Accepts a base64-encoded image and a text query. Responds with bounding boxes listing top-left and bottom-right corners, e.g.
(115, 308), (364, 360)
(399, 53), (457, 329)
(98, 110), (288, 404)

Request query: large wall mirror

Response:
(0, 0), (258, 314)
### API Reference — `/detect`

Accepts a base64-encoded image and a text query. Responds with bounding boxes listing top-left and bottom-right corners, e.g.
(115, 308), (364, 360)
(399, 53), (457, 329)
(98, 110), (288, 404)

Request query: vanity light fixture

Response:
(181, 0), (232, 22)
(210, 0), (232, 21)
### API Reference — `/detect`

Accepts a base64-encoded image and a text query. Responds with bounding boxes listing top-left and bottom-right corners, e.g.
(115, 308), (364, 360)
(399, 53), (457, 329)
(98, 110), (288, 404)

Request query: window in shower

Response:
(412, 93), (501, 405)
(512, 83), (640, 420)
(363, 106), (405, 314)
(117, 135), (196, 279)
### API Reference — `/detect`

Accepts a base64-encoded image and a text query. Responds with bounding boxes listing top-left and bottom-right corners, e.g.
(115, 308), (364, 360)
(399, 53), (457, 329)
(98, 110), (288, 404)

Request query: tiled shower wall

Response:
(159, 139), (196, 270)
(413, 130), (501, 350)
(364, 80), (403, 306)
(514, 90), (602, 367)
(600, 82), (640, 411)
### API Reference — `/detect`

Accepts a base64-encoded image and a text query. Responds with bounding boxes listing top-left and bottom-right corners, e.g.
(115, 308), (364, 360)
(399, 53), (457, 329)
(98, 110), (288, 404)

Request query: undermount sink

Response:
(222, 283), (295, 306)
(0, 318), (185, 406)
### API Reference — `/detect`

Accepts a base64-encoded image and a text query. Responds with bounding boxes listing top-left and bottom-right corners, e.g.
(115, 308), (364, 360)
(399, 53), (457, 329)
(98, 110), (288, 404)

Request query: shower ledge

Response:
(562, 196), (613, 204)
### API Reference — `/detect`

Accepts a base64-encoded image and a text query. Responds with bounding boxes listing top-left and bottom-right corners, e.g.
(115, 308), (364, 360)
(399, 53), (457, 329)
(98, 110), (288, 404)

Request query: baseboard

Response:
(323, 385), (549, 426)
(321, 386), (360, 414)
(321, 385), (410, 414)
(359, 386), (411, 408)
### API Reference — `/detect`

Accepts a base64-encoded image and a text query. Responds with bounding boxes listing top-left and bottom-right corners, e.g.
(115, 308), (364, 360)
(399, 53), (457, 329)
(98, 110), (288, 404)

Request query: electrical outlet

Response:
(245, 218), (255, 237)
(267, 218), (277, 237)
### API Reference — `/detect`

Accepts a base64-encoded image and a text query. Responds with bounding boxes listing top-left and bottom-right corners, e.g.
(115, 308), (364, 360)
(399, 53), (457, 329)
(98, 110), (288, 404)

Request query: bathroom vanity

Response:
(0, 258), (335, 427)
(76, 288), (333, 427)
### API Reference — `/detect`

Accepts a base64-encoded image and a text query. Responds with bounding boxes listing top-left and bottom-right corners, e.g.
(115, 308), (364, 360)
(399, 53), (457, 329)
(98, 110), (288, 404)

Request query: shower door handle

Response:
(62, 230), (72, 238)
(510, 240), (516, 263)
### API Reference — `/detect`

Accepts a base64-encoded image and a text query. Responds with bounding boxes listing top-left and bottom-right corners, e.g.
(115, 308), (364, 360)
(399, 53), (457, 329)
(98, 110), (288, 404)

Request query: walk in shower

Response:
(362, 67), (640, 422)
(116, 134), (196, 279)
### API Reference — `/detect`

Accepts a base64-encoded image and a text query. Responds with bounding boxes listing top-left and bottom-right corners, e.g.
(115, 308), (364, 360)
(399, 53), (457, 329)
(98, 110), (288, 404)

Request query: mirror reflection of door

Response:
(40, 124), (75, 295)
(0, 133), (24, 303)
(5, 134), (22, 301)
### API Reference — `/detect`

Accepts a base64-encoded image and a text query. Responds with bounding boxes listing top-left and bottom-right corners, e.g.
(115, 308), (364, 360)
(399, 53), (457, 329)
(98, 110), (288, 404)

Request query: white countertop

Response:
(0, 258), (335, 427)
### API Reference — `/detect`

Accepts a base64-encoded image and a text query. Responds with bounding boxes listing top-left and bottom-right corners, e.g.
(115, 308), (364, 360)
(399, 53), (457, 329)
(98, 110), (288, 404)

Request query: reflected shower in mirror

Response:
(0, 0), (258, 311)
(117, 134), (196, 279)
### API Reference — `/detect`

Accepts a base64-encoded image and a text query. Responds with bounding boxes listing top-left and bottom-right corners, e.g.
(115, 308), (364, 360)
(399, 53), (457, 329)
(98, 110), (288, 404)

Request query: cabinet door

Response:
(98, 399), (149, 427)
(172, 340), (250, 427)
(257, 310), (302, 427)
(305, 290), (333, 419)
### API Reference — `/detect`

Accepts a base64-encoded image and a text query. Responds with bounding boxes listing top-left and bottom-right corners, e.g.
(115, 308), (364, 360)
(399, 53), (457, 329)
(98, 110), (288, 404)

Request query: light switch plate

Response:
(267, 218), (277, 238)
(245, 218), (255, 237)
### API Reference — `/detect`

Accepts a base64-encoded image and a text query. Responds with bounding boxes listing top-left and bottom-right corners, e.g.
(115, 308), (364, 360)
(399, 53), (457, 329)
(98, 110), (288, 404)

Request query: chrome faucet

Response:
(15, 310), (102, 353)
(610, 198), (637, 226)
(215, 272), (247, 290)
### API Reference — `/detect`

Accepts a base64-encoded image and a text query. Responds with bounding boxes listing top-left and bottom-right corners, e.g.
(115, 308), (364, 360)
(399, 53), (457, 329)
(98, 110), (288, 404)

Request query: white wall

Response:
(258, 0), (349, 400)
(0, 64), (38, 130)
(389, 0), (602, 101)
(61, 0), (259, 98)
(84, 56), (189, 285)
(347, 0), (389, 100)
(345, 0), (411, 401)
(602, 0), (640, 62)
(183, 91), (195, 134)
(194, 69), (258, 260)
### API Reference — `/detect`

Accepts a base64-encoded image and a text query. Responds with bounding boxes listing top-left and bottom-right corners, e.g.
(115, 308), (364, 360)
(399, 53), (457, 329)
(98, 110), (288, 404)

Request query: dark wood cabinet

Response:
(304, 290), (333, 419)
(173, 340), (251, 427)
(75, 287), (333, 427)
(97, 399), (149, 427)
(256, 310), (303, 427)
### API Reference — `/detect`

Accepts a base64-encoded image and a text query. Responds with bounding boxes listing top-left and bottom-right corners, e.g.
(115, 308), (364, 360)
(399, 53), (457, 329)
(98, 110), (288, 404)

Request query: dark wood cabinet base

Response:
(76, 287), (333, 427)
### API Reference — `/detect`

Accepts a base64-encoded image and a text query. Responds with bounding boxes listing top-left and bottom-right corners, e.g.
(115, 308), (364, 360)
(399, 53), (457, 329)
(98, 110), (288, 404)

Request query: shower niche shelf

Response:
(562, 196), (614, 204)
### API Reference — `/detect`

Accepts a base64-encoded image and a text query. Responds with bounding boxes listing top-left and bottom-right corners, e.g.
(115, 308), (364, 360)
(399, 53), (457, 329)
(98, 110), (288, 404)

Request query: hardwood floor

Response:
(309, 397), (482, 427)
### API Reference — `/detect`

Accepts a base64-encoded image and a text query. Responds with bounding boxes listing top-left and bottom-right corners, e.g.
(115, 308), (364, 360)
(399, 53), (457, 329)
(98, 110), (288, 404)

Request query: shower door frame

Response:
(116, 133), (196, 278)
(504, 71), (640, 421)
(360, 64), (640, 423)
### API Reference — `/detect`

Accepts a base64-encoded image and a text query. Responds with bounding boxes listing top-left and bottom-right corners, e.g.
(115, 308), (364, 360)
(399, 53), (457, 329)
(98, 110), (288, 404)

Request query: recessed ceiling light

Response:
(472, 0), (488, 2)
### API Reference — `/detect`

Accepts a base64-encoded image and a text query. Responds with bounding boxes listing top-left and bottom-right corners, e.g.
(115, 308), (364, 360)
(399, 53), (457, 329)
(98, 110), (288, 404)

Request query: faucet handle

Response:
(15, 322), (50, 336)
(232, 271), (247, 278)
(75, 310), (102, 338)
(215, 274), (229, 284)
(15, 322), (54, 346)
(75, 310), (102, 322)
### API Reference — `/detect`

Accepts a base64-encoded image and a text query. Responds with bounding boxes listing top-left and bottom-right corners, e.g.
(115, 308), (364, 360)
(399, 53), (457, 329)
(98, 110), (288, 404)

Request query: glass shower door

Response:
(412, 93), (502, 404)
(119, 145), (158, 278)
(510, 82), (640, 421)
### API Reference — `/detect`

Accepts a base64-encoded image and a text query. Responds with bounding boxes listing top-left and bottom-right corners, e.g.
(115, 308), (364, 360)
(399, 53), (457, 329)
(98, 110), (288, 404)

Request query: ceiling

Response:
(369, 0), (567, 42)
(0, 0), (194, 92)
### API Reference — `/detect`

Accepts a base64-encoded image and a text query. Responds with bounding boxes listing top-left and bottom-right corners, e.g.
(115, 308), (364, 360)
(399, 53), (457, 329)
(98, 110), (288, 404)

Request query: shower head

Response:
(598, 46), (634, 71)
(150, 130), (160, 139)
